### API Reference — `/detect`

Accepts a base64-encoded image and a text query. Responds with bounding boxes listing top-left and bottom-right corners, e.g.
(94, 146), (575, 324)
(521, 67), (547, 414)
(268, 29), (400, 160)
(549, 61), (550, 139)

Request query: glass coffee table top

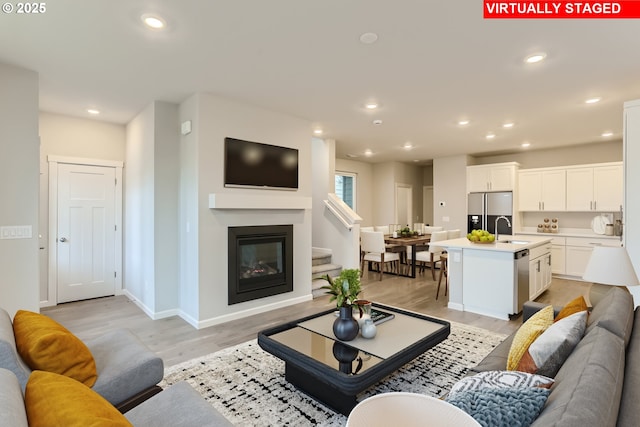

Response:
(270, 327), (384, 375)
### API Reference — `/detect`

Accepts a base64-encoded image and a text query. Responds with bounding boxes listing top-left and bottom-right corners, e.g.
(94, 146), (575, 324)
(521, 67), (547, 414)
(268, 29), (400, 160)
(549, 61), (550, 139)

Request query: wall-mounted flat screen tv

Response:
(224, 137), (299, 190)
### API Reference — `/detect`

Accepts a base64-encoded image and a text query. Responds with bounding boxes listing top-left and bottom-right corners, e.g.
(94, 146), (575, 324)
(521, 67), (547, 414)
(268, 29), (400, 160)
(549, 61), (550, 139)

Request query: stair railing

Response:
(324, 193), (362, 230)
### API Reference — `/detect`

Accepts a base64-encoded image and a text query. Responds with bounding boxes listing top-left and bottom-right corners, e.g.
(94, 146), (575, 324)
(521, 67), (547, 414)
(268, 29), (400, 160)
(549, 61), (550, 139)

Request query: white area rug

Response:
(161, 322), (506, 426)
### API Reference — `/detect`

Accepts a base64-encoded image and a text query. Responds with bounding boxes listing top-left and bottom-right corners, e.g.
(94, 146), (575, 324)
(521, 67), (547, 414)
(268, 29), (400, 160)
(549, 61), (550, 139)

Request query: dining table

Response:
(383, 234), (431, 278)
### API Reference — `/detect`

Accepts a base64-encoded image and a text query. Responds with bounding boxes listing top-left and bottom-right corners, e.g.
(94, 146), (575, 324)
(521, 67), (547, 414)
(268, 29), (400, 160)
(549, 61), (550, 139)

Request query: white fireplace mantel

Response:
(208, 193), (312, 210)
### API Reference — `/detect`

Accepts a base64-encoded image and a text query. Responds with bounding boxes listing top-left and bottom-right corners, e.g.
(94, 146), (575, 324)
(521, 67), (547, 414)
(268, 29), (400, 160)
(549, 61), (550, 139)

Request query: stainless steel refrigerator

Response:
(467, 191), (513, 235)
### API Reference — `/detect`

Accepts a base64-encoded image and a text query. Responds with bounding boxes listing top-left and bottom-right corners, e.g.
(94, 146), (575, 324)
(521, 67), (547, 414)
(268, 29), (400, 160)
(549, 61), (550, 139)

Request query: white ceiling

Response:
(2, 1), (639, 163)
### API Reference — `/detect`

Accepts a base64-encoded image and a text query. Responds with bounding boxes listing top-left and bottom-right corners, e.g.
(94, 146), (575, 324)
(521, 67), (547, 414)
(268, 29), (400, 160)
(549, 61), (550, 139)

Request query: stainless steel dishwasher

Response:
(514, 249), (530, 315)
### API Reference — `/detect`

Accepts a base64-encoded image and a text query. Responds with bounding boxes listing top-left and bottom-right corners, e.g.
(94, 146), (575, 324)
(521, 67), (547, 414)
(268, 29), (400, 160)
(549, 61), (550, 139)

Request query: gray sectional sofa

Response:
(0, 308), (232, 426)
(469, 287), (638, 426)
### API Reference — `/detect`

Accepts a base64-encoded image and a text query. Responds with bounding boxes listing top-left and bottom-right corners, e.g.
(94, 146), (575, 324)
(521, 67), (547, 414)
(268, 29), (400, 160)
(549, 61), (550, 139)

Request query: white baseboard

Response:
(186, 294), (313, 330)
(123, 290), (313, 329)
(447, 302), (464, 311)
(123, 290), (180, 320)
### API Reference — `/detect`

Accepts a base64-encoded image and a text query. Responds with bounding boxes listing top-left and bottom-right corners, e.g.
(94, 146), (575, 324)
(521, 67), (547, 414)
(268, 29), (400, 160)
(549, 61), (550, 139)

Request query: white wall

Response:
(178, 94), (200, 320)
(38, 112), (126, 304)
(372, 163), (395, 226)
(474, 141), (623, 168)
(624, 100), (640, 305)
(433, 155), (469, 233)
(0, 62), (40, 316)
(185, 93), (313, 327)
(125, 103), (156, 312)
(312, 138), (334, 247)
(124, 101), (180, 317)
(39, 112), (125, 160)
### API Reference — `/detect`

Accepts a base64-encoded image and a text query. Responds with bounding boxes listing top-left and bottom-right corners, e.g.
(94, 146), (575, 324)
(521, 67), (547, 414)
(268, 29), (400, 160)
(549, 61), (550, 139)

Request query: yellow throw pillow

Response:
(554, 295), (588, 322)
(13, 310), (97, 387)
(507, 305), (554, 371)
(25, 371), (133, 427)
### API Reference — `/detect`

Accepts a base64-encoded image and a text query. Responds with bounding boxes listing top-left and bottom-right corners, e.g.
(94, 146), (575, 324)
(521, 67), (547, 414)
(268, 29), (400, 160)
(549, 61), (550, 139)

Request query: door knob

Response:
(59, 237), (67, 242)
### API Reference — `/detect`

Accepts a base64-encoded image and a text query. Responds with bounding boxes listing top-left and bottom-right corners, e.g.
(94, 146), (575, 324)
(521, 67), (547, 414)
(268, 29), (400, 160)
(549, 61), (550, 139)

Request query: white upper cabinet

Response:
(518, 169), (566, 211)
(566, 163), (623, 212)
(467, 162), (518, 192)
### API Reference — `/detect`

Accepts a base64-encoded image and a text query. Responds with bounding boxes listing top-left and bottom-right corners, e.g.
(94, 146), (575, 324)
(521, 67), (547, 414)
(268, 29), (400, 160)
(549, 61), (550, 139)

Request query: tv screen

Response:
(224, 137), (299, 190)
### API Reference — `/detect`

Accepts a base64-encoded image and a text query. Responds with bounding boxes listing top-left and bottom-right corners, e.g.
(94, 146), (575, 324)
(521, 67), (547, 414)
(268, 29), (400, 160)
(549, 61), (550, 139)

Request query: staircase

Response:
(311, 247), (342, 298)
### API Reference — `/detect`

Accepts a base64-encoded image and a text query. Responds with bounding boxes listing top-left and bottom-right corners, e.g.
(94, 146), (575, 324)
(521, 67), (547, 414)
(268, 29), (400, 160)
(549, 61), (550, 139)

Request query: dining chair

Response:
(374, 225), (390, 234)
(360, 231), (400, 281)
(360, 226), (374, 232)
(423, 226), (444, 234)
(413, 230), (448, 281)
(447, 229), (461, 239)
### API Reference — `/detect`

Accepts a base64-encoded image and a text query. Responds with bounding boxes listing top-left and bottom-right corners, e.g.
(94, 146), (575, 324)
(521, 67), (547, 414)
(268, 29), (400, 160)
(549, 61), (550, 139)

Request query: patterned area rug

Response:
(161, 321), (506, 426)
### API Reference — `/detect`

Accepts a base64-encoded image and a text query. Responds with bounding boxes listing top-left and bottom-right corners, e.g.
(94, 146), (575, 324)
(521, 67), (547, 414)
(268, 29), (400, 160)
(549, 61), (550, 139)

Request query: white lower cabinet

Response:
(564, 237), (622, 277)
(529, 244), (552, 300)
(551, 237), (566, 275)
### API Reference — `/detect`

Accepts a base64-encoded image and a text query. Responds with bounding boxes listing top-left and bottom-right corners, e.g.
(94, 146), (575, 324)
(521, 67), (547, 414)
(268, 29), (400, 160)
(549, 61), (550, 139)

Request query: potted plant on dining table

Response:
(321, 269), (362, 341)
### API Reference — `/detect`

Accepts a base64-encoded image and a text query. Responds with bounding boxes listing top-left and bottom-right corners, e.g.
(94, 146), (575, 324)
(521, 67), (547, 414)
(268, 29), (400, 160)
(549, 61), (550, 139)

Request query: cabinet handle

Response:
(593, 201), (597, 210)
(542, 201), (545, 210)
(537, 260), (541, 272)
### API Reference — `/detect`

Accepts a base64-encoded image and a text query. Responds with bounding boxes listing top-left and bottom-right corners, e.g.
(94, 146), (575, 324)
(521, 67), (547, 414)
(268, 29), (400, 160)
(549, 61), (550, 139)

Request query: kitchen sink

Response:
(498, 239), (530, 244)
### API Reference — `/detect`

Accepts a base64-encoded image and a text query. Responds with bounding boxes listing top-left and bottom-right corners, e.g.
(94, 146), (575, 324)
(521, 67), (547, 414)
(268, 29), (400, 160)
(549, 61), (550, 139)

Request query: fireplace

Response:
(228, 225), (293, 305)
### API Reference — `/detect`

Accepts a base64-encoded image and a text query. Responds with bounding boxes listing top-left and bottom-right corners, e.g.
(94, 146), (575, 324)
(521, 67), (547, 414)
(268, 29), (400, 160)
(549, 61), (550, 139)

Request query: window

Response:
(335, 172), (356, 210)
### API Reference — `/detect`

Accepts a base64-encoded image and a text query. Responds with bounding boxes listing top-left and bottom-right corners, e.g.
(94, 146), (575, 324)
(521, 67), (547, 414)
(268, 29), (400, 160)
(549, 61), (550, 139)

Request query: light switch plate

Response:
(0, 225), (32, 239)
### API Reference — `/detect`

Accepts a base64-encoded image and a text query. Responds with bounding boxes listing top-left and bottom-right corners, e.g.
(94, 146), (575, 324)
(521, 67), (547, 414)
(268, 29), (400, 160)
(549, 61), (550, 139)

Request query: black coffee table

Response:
(257, 303), (450, 415)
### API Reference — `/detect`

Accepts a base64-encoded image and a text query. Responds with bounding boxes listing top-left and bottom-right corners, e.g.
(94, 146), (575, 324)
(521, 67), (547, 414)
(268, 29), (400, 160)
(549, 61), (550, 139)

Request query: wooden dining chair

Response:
(360, 231), (400, 281)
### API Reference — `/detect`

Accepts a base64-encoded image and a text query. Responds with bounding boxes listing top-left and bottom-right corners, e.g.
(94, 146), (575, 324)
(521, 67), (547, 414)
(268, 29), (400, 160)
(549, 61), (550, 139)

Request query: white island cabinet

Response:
(439, 235), (553, 321)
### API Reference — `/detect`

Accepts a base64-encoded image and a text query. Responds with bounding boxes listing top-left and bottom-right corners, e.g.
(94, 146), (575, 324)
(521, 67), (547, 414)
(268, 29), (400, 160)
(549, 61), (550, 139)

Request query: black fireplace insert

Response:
(228, 225), (293, 304)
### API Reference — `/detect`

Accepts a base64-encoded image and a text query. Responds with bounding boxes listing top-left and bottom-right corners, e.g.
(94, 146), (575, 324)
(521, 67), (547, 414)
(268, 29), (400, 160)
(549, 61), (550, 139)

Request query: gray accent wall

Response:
(0, 62), (40, 316)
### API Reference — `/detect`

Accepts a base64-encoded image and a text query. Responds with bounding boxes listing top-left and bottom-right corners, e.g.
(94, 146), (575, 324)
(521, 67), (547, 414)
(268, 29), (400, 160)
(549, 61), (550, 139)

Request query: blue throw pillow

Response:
(446, 387), (550, 427)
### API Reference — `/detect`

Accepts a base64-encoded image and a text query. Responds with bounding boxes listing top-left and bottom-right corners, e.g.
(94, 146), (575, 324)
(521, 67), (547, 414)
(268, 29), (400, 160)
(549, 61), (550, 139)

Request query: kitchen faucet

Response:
(495, 215), (512, 242)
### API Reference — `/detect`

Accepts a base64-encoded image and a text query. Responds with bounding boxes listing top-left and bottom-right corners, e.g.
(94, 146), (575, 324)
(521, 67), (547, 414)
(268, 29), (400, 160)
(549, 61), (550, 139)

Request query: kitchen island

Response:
(438, 235), (553, 320)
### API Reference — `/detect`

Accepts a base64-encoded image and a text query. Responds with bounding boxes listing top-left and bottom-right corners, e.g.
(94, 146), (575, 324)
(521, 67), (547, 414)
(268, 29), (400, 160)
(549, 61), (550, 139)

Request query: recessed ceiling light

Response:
(503, 122), (514, 128)
(364, 149), (373, 156)
(486, 133), (496, 140)
(373, 119), (382, 125)
(524, 53), (546, 64)
(585, 97), (602, 104)
(313, 129), (323, 135)
(601, 131), (613, 137)
(359, 32), (378, 44)
(365, 103), (378, 110)
(87, 109), (100, 115)
(521, 142), (531, 148)
(141, 14), (166, 29)
(403, 142), (413, 150)
(458, 119), (470, 126)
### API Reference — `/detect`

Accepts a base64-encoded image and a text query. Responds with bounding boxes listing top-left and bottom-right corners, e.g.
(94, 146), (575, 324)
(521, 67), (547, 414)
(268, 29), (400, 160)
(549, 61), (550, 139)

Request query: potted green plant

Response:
(321, 269), (361, 341)
(321, 269), (362, 308)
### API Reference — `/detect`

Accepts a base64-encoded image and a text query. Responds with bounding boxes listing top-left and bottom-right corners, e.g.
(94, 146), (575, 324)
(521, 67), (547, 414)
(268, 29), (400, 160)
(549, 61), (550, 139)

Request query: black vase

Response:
(333, 306), (359, 341)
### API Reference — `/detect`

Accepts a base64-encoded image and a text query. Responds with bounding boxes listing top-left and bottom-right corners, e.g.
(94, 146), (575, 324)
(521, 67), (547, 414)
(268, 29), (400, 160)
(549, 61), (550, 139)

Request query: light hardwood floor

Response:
(42, 269), (590, 367)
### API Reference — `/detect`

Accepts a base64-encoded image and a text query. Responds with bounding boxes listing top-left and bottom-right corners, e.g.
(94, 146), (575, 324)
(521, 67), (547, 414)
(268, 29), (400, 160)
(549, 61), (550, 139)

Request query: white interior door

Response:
(57, 163), (116, 303)
(395, 184), (413, 227)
